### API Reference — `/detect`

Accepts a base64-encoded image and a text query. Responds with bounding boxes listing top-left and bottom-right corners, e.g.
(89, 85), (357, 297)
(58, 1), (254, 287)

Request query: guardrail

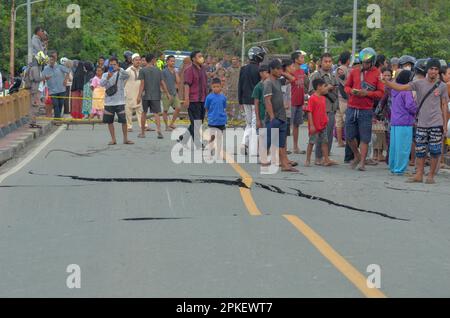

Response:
(0, 90), (30, 134)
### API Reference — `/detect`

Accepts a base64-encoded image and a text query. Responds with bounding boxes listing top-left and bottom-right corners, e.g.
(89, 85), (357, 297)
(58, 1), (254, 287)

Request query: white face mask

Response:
(403, 65), (412, 71)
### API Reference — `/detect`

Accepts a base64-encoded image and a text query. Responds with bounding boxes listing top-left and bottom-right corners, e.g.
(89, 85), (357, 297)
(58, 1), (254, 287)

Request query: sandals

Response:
(124, 140), (134, 145)
(108, 141), (117, 146)
(405, 177), (422, 183)
(281, 166), (299, 172)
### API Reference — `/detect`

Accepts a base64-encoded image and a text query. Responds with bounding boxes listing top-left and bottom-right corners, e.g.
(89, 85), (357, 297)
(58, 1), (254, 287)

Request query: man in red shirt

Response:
(344, 47), (384, 171)
(290, 51), (308, 154)
(304, 78), (338, 167)
(177, 50), (208, 149)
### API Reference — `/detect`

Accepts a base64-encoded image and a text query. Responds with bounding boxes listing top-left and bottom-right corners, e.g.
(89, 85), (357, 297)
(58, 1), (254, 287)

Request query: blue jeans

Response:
(51, 92), (66, 118)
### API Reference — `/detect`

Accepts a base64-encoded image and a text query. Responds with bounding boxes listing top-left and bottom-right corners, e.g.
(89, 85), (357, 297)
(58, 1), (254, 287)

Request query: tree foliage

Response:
(1, 0), (449, 77)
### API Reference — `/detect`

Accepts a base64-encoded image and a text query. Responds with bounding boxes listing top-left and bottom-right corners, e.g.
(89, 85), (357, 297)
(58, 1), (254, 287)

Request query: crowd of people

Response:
(12, 25), (450, 184)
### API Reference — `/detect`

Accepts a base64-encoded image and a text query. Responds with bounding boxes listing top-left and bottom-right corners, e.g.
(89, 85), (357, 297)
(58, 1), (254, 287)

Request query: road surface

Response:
(1, 123), (449, 297)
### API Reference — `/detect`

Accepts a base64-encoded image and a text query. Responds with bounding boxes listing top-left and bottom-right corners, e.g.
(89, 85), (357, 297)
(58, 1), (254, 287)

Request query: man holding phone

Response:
(344, 47), (384, 171)
(100, 56), (133, 145)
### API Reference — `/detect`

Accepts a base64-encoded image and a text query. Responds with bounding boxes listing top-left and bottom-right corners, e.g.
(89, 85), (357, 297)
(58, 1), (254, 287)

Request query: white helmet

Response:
(295, 49), (307, 56)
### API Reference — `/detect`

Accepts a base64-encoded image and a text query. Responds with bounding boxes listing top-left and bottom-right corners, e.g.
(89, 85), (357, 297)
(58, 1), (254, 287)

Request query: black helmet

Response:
(124, 51), (133, 59)
(248, 46), (266, 63)
(399, 55), (416, 67)
(414, 58), (429, 75)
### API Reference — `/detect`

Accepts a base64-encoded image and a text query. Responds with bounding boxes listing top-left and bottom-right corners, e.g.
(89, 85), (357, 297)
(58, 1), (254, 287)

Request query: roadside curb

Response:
(0, 121), (55, 165)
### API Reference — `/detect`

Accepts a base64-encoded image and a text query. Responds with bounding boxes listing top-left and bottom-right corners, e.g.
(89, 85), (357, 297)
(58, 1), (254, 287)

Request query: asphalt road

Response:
(0, 123), (449, 297)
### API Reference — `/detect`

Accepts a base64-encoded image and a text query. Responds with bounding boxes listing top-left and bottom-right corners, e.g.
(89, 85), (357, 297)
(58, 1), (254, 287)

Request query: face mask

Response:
(403, 65), (412, 71)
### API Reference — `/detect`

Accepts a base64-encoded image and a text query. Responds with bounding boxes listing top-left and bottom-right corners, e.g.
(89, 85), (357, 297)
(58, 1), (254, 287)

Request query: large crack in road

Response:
(27, 173), (407, 222)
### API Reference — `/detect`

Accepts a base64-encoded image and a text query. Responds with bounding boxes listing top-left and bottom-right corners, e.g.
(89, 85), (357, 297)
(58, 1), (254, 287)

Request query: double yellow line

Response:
(224, 152), (387, 298)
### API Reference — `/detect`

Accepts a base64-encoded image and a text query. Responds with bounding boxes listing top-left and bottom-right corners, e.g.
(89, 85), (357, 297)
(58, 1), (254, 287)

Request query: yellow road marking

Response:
(224, 152), (262, 216)
(283, 214), (387, 298)
(221, 153), (388, 297)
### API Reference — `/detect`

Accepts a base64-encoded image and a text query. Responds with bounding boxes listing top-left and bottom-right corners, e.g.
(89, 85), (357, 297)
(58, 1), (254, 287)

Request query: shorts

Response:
(143, 100), (161, 114)
(345, 107), (373, 144)
(208, 125), (226, 131)
(162, 95), (181, 112)
(103, 105), (126, 124)
(309, 130), (328, 145)
(415, 126), (443, 158)
(291, 106), (304, 126)
(267, 118), (287, 149)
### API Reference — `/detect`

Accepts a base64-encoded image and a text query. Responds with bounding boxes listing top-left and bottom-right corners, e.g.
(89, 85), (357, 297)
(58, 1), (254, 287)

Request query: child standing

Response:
(90, 66), (105, 119)
(252, 65), (270, 163)
(304, 78), (338, 167)
(205, 78), (228, 158)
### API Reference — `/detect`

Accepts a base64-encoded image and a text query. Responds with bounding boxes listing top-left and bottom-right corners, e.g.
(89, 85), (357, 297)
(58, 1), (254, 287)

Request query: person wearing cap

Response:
(383, 58), (448, 184)
(124, 53), (147, 132)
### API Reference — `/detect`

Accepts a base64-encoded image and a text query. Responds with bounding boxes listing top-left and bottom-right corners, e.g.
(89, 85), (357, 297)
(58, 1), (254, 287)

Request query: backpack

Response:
(22, 65), (33, 89)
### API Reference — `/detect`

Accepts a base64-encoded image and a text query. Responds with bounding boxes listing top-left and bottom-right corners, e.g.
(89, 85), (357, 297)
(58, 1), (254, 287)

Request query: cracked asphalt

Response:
(0, 124), (449, 297)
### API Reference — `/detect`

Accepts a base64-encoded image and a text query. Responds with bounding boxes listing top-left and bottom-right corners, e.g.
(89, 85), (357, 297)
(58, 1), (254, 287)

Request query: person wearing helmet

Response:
(120, 51), (133, 70)
(390, 57), (400, 78)
(382, 58), (448, 184)
(414, 58), (429, 80)
(399, 55), (416, 71)
(344, 47), (385, 171)
(26, 51), (49, 126)
(156, 52), (166, 71)
(238, 46), (266, 156)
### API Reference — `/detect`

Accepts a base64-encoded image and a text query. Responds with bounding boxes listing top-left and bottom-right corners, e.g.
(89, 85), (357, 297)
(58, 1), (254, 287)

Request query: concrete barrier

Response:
(0, 90), (30, 137)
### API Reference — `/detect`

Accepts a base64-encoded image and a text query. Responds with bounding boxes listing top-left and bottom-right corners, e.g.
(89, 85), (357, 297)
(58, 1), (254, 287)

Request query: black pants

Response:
(64, 87), (71, 114)
(182, 102), (205, 147)
(51, 92), (66, 118)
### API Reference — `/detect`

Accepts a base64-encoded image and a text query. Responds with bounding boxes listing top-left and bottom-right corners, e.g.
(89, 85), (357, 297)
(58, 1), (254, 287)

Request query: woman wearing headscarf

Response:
(71, 61), (85, 118)
(82, 62), (95, 118)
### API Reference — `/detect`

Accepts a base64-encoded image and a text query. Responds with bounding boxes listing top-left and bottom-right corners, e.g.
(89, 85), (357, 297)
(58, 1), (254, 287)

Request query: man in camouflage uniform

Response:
(225, 56), (241, 122)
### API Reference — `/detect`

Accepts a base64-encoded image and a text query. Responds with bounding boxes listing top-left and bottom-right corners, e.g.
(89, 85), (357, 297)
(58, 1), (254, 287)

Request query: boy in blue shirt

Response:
(205, 78), (227, 157)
